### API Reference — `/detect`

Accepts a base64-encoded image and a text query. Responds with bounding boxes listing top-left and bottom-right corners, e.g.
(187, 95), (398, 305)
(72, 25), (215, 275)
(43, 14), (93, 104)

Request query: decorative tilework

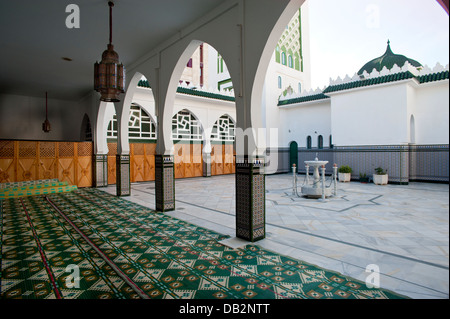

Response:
(278, 144), (449, 183)
(155, 155), (175, 212)
(334, 145), (411, 184)
(93, 155), (108, 187)
(409, 144), (449, 182)
(203, 153), (211, 177)
(116, 155), (130, 196)
(235, 156), (265, 242)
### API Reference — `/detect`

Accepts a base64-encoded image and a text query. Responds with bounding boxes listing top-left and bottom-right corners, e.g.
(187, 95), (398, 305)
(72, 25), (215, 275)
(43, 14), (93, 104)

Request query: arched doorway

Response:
(172, 108), (204, 179)
(289, 141), (298, 171)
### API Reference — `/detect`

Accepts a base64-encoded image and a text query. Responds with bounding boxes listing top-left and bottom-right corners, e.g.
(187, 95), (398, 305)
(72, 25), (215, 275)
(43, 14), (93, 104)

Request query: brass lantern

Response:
(94, 1), (125, 102)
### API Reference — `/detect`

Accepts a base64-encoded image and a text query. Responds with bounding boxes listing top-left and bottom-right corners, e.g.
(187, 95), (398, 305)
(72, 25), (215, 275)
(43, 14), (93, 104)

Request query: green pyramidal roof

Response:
(357, 40), (423, 76)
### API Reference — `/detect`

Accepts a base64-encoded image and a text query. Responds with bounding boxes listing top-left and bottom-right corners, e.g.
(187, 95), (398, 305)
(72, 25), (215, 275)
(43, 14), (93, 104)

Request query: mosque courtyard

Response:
(101, 174), (449, 299)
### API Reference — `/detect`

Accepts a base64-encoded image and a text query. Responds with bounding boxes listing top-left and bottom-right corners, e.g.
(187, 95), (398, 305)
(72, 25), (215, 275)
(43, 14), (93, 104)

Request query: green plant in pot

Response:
(373, 167), (388, 185)
(359, 172), (369, 183)
(338, 165), (352, 182)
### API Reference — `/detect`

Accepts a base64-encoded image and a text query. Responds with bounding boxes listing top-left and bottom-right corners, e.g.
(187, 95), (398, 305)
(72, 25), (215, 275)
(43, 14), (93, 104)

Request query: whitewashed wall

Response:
(329, 82), (410, 146)
(278, 99), (331, 148)
(412, 79), (449, 145)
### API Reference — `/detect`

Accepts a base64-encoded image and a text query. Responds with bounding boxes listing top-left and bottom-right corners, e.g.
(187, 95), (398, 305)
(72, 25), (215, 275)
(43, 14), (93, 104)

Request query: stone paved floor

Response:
(102, 173), (449, 299)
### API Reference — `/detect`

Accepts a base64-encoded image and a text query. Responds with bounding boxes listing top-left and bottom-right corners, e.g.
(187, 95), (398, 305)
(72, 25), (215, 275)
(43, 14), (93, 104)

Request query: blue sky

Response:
(307, 0), (449, 89)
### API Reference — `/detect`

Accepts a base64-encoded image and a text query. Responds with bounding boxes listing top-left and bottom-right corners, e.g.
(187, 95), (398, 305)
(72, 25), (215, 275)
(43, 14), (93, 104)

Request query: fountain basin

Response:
(302, 157), (330, 198)
(301, 185), (332, 198)
(304, 160), (328, 167)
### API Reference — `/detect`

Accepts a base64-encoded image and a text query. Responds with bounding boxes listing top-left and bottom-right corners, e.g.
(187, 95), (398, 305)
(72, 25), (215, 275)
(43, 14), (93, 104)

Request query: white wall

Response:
(412, 80), (449, 144)
(330, 82), (409, 146)
(279, 99), (331, 148)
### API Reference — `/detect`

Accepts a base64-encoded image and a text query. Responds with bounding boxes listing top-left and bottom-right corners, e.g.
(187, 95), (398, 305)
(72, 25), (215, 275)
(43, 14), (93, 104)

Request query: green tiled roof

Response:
(357, 40), (422, 76)
(138, 79), (235, 102)
(176, 87), (235, 101)
(278, 69), (447, 106)
(323, 71), (416, 94)
(138, 79), (151, 88)
(418, 70), (449, 83)
(278, 93), (329, 106)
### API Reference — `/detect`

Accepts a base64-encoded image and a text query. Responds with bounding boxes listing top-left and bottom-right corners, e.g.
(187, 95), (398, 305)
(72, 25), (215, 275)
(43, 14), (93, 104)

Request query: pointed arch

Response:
(116, 71), (148, 155)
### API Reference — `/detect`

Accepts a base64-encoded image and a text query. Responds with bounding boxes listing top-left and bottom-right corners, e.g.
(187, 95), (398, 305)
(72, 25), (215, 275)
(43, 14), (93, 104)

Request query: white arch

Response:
(248, 0), (304, 156)
(116, 71), (146, 155)
(95, 100), (113, 155)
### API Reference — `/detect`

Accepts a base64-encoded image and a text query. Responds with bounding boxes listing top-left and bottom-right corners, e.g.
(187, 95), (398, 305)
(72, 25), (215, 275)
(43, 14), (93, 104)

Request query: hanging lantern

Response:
(94, 1), (125, 102)
(42, 92), (51, 133)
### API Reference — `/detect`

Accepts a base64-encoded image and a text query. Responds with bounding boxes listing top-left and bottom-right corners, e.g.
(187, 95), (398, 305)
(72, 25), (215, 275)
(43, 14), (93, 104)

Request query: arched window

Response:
(278, 76), (282, 89)
(288, 55), (293, 68)
(329, 135), (333, 149)
(318, 135), (323, 149)
(281, 52), (286, 65)
(298, 82), (302, 93)
(128, 104), (156, 139)
(306, 136), (312, 149)
(107, 104), (156, 140)
(172, 109), (202, 141)
(107, 114), (118, 138)
(217, 53), (224, 74)
(211, 115), (235, 142)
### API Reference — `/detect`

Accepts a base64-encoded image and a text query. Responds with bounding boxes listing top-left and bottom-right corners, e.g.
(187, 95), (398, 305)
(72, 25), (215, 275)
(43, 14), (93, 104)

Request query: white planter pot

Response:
(373, 174), (388, 185)
(338, 172), (351, 182)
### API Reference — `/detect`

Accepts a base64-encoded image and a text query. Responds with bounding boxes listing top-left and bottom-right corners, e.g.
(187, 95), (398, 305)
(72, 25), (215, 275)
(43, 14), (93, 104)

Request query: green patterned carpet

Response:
(1, 188), (407, 299)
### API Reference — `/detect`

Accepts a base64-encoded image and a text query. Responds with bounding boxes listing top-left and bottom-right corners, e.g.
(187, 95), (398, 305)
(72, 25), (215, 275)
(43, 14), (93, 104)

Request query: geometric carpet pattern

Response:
(1, 188), (407, 299)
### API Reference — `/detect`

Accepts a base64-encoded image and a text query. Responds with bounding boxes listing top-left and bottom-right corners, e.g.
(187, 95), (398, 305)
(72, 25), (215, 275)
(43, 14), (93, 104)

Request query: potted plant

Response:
(338, 165), (352, 182)
(359, 172), (369, 183)
(373, 167), (388, 185)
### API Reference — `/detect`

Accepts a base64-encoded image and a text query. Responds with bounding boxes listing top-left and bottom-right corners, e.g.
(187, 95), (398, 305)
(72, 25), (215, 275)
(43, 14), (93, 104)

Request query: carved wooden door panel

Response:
(18, 141), (38, 182)
(77, 142), (93, 188)
(107, 143), (117, 185)
(144, 143), (156, 181)
(193, 143), (203, 177)
(38, 142), (56, 181)
(0, 140), (15, 183)
(57, 142), (75, 185)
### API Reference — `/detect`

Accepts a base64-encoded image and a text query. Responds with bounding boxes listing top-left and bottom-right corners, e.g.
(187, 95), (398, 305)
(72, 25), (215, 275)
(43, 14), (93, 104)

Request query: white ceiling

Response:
(0, 0), (228, 101)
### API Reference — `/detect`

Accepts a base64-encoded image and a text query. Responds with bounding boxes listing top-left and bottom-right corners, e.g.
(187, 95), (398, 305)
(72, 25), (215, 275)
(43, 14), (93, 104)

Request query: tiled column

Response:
(93, 154), (108, 187)
(116, 154), (130, 196)
(235, 155), (265, 242)
(203, 152), (211, 177)
(155, 155), (175, 212)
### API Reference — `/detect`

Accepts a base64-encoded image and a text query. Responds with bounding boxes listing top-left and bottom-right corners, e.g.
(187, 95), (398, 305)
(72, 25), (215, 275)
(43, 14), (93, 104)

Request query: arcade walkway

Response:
(102, 174), (449, 299)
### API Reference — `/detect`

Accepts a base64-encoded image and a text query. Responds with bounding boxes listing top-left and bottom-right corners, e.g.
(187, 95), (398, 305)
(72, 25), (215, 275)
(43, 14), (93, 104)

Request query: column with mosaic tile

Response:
(235, 155), (265, 242)
(93, 154), (108, 187)
(116, 154), (130, 196)
(202, 152), (212, 177)
(155, 154), (175, 212)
